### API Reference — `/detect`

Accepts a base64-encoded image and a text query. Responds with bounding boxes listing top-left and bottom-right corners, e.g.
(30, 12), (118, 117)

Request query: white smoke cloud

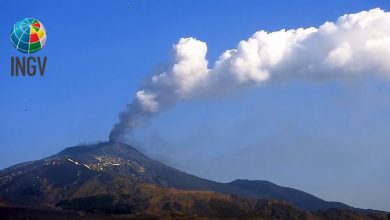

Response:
(136, 90), (160, 113)
(109, 8), (390, 141)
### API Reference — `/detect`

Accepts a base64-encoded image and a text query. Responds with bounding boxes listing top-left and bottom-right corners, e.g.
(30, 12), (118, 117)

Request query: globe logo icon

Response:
(10, 18), (47, 54)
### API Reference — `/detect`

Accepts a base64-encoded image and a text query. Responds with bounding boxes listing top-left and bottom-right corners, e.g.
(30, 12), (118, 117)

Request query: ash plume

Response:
(109, 8), (390, 142)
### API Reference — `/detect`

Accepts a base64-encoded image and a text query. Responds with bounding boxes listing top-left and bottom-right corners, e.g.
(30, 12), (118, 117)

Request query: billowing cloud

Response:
(109, 8), (390, 141)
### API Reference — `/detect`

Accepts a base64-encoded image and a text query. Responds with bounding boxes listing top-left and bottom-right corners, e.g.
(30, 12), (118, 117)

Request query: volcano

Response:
(0, 142), (387, 219)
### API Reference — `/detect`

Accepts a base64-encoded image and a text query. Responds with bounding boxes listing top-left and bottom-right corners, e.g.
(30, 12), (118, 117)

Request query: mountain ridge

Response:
(55, 141), (352, 210)
(0, 141), (387, 219)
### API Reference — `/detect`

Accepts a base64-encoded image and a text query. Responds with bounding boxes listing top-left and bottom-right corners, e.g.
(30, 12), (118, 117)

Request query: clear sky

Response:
(1, 0), (390, 211)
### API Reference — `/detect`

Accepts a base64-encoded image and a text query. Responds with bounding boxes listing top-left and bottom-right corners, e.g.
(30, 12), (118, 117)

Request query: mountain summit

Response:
(0, 142), (387, 219)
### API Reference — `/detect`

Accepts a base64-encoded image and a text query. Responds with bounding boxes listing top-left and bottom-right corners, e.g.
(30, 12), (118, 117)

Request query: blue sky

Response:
(1, 0), (390, 211)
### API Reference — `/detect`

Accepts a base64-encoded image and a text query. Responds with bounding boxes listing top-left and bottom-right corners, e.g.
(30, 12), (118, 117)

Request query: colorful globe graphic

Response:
(10, 18), (47, 54)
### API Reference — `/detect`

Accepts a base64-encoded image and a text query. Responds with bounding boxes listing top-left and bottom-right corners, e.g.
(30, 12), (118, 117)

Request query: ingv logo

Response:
(10, 18), (47, 77)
